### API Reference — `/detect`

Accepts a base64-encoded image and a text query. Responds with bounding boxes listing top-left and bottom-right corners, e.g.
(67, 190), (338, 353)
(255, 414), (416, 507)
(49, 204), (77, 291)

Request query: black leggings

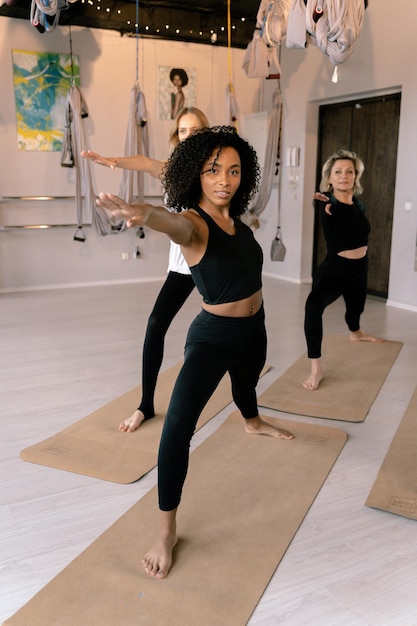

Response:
(157, 306), (267, 511)
(304, 255), (368, 359)
(138, 271), (195, 419)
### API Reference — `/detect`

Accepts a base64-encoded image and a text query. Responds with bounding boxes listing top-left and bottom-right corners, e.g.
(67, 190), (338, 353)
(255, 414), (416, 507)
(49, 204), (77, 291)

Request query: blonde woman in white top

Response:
(82, 107), (209, 431)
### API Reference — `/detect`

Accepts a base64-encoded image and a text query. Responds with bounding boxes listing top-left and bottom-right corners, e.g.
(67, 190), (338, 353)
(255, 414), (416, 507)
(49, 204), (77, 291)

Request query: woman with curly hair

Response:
(303, 149), (383, 391)
(83, 108), (209, 432)
(97, 126), (294, 578)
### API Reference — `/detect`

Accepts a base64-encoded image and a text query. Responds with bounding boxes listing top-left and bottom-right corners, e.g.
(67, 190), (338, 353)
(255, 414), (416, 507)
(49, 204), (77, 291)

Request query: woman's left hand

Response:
(313, 192), (332, 215)
(82, 150), (119, 170)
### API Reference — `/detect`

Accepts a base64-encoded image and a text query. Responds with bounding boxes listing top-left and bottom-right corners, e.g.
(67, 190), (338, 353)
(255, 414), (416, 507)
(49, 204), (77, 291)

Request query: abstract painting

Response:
(12, 49), (80, 151)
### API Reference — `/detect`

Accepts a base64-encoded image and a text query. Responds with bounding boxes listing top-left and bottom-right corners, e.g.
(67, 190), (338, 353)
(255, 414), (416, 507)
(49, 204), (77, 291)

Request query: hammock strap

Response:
(226, 0), (238, 128)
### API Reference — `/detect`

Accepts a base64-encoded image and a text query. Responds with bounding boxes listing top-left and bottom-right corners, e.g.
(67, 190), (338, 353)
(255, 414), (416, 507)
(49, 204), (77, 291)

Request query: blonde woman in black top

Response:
(83, 108), (209, 431)
(303, 149), (383, 391)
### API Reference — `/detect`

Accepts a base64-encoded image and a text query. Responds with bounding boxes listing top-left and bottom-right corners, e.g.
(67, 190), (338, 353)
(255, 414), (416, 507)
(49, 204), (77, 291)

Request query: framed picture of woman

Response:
(158, 65), (197, 120)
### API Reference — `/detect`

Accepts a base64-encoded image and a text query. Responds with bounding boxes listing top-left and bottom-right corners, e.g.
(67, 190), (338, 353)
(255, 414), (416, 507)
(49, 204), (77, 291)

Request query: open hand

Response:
(96, 193), (150, 227)
(313, 191), (332, 214)
(81, 150), (119, 170)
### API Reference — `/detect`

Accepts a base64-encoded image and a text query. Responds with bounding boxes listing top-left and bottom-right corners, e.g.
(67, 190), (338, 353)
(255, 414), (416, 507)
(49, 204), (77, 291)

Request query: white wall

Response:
(268, 0), (417, 310)
(1, 1), (417, 311)
(0, 19), (265, 291)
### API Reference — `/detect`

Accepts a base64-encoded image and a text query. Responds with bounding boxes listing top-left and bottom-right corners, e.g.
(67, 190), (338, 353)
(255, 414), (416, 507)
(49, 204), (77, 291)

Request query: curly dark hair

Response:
(169, 68), (189, 87)
(162, 126), (260, 217)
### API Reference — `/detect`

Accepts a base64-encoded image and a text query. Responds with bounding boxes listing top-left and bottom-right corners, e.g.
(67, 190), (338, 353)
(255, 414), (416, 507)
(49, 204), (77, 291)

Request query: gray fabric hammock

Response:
(30, 0), (77, 33)
(61, 83), (123, 240)
(118, 82), (149, 205)
(243, 86), (285, 260)
(286, 0), (366, 66)
(242, 0), (292, 78)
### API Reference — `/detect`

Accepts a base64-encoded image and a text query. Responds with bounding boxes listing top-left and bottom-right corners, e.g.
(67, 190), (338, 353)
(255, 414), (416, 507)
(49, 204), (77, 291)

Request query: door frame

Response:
(310, 91), (401, 298)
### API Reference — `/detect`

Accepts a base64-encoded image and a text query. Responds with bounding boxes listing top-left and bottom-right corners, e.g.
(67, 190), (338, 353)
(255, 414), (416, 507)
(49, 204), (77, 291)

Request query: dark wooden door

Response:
(313, 93), (401, 297)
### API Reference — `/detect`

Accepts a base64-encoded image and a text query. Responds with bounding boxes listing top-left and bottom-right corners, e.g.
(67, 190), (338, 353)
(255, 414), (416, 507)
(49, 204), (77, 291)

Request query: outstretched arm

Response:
(82, 151), (165, 179)
(96, 193), (196, 246)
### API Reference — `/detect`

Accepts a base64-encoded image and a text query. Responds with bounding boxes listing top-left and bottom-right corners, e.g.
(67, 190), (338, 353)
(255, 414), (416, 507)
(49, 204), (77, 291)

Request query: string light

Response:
(77, 0), (251, 43)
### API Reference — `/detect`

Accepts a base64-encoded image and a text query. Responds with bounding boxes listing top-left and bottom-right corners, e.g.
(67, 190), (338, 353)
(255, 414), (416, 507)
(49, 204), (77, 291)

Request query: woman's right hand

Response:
(81, 150), (119, 170)
(96, 193), (151, 227)
(313, 191), (330, 202)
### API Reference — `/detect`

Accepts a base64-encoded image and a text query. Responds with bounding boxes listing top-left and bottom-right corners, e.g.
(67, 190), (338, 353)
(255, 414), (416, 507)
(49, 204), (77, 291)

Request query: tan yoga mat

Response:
(20, 362), (270, 484)
(365, 384), (417, 520)
(5, 411), (347, 626)
(258, 334), (402, 422)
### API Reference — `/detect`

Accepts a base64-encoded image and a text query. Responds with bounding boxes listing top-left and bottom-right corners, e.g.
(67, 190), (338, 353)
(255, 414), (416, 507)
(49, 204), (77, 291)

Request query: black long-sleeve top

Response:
(318, 194), (371, 257)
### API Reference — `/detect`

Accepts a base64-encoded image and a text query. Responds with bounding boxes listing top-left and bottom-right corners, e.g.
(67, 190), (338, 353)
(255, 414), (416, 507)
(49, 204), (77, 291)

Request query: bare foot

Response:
(142, 534), (177, 579)
(119, 409), (145, 432)
(303, 358), (323, 391)
(245, 415), (294, 439)
(350, 330), (384, 343)
(302, 370), (323, 391)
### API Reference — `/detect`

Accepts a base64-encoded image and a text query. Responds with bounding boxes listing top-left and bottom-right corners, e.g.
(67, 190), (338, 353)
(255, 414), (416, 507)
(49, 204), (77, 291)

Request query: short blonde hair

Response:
(169, 107), (209, 149)
(320, 149), (364, 195)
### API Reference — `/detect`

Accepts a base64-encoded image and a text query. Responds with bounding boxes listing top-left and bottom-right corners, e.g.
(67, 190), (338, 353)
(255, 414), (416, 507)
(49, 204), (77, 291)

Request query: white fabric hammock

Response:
(30, 0), (77, 33)
(242, 0), (292, 78)
(249, 87), (282, 218)
(286, 0), (366, 65)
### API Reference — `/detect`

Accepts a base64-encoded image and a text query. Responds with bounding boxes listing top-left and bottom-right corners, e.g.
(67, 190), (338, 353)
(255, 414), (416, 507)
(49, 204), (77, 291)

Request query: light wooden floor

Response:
(2, 277), (417, 625)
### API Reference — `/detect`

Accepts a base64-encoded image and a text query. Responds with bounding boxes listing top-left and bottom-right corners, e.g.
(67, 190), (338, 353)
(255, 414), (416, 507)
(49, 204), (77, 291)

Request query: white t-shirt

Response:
(167, 241), (191, 275)
(165, 202), (191, 275)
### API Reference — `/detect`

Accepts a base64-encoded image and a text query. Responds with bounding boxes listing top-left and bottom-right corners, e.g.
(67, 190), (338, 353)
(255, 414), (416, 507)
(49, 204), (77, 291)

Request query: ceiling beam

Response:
(0, 0), (256, 48)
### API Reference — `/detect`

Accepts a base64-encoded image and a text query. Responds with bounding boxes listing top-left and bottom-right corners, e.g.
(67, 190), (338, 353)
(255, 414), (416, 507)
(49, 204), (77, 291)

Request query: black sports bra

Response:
(189, 206), (263, 305)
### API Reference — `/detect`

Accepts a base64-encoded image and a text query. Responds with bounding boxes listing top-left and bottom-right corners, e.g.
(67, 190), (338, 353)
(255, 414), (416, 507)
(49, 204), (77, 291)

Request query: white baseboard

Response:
(386, 299), (417, 313)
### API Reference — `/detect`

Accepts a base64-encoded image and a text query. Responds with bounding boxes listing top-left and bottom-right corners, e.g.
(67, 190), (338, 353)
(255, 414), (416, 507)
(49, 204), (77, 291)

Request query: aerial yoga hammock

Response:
(240, 1), (288, 232)
(225, 0), (239, 126)
(61, 81), (127, 240)
(242, 0), (292, 79)
(60, 28), (124, 240)
(61, 1), (148, 240)
(118, 6), (149, 207)
(249, 86), (282, 219)
(286, 0), (367, 81)
(246, 84), (286, 260)
(30, 0), (78, 33)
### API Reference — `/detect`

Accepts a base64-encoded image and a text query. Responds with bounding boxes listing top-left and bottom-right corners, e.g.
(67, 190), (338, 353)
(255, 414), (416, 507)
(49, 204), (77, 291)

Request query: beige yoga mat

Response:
(5, 411), (347, 626)
(365, 384), (417, 520)
(20, 362), (270, 484)
(258, 334), (402, 422)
